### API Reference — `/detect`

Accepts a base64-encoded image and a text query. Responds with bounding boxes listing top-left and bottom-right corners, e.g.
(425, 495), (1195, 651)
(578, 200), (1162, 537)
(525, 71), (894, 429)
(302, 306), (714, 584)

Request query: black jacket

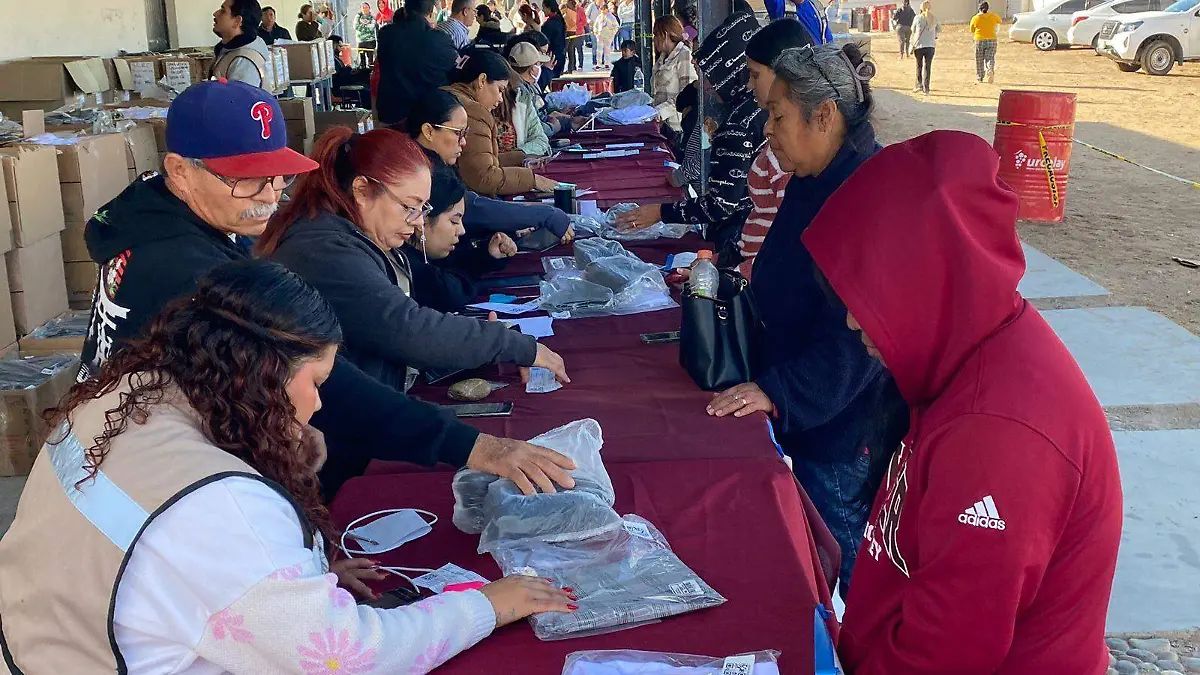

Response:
(893, 5), (916, 27)
(405, 239), (508, 313)
(751, 122), (905, 464)
(258, 23), (293, 44)
(376, 15), (461, 124)
(421, 147), (570, 237)
(612, 55), (641, 93)
(79, 175), (478, 499)
(268, 210), (538, 391)
(473, 21), (510, 49)
(541, 15), (568, 77)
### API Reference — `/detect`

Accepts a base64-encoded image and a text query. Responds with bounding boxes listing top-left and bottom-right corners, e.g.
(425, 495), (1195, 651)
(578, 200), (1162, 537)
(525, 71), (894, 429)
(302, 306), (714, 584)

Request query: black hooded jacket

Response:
(660, 10), (766, 267)
(376, 14), (461, 124)
(79, 174), (478, 500)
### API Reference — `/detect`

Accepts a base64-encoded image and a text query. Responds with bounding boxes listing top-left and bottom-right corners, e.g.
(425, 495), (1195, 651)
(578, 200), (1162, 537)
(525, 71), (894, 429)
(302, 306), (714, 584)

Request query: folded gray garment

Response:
(491, 516), (726, 641)
(477, 478), (624, 554)
(574, 237), (636, 268)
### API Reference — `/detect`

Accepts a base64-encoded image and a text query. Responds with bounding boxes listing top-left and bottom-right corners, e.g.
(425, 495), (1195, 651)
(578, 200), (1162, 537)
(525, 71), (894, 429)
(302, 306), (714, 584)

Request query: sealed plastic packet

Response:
(562, 649), (782, 675)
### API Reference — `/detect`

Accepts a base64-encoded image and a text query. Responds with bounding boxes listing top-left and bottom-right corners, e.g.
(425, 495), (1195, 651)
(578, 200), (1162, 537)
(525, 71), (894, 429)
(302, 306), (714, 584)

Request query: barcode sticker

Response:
(411, 563), (490, 594)
(549, 257), (566, 270)
(668, 579), (703, 597)
(622, 520), (654, 540)
(721, 654), (756, 675)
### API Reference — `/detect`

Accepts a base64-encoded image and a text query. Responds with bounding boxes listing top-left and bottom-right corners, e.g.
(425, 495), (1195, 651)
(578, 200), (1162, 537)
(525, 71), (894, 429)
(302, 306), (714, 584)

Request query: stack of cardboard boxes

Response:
(281, 98), (317, 157)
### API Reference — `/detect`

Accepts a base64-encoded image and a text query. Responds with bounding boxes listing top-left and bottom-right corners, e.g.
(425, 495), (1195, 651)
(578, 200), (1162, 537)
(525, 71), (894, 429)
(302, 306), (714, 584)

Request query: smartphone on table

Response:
(448, 402), (515, 418)
(640, 331), (681, 345)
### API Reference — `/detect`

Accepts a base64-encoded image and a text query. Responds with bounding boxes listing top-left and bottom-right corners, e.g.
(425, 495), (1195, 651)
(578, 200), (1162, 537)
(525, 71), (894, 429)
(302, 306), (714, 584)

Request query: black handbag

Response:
(679, 270), (763, 391)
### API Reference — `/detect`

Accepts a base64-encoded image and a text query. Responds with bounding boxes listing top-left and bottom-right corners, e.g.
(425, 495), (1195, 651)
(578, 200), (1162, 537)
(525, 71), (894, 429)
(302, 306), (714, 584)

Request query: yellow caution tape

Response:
(1037, 130), (1059, 208)
(997, 119), (1200, 191)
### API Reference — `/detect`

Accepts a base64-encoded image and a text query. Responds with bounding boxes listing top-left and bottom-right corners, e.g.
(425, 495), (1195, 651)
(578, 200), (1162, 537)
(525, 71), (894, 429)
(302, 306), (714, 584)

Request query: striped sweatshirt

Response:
(738, 146), (790, 279)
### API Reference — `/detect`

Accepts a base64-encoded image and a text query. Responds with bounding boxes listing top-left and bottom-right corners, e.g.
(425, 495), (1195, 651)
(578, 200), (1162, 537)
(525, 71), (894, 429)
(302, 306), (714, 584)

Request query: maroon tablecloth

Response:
(566, 122), (666, 146)
(331, 458), (836, 674)
(493, 232), (704, 278)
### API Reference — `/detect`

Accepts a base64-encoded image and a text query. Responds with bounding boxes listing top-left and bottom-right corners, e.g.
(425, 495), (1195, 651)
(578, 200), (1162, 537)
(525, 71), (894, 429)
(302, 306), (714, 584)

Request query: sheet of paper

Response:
(580, 200), (602, 219)
(605, 142), (645, 149)
(466, 300), (542, 315)
(525, 367), (563, 394)
(502, 316), (555, 338)
(576, 188), (597, 197)
(411, 564), (490, 594)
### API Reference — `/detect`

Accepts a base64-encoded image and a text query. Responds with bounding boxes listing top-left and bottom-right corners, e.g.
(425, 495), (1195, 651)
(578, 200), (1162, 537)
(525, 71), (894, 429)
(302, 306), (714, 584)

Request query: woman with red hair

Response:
(259, 127), (569, 393)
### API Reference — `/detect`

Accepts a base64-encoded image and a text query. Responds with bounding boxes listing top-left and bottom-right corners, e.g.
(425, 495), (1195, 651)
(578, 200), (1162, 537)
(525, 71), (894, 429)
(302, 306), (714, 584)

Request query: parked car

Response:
(1067, 0), (1170, 50)
(1010, 0), (1111, 50)
(1097, 0), (1200, 73)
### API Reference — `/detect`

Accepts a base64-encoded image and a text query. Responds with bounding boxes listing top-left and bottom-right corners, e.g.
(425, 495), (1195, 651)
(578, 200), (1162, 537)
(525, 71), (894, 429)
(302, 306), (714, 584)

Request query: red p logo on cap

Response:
(250, 101), (274, 140)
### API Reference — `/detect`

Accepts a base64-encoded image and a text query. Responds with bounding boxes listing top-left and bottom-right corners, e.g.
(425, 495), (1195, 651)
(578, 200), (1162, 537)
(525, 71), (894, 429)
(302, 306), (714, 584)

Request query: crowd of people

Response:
(0, 0), (1124, 673)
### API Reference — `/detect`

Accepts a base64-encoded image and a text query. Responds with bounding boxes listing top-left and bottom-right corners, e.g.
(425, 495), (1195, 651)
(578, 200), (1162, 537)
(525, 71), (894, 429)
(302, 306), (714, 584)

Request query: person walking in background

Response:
(593, 1), (619, 68)
(893, 0), (916, 58)
(541, 0), (568, 77)
(617, 0), (635, 49)
(574, 0), (592, 65)
(212, 0), (270, 87)
(474, 5), (511, 47)
(970, 1), (1002, 83)
(519, 2), (544, 30)
(439, 0), (479, 48)
(825, 0), (841, 27)
(564, 0), (581, 72)
(375, 0), (460, 124)
(296, 3), (322, 40)
(356, 2), (378, 67)
(583, 0), (602, 65)
(673, 0), (699, 43)
(911, 0), (939, 94)
(257, 5), (292, 43)
(377, 0), (395, 24)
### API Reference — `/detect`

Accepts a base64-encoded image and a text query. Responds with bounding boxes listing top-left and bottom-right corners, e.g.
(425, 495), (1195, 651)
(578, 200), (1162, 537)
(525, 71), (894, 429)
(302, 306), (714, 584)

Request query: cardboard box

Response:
(279, 97), (315, 126)
(0, 57), (110, 103)
(6, 235), (69, 336)
(0, 173), (10, 257)
(0, 257), (15, 348)
(16, 310), (89, 357)
(0, 354), (80, 476)
(124, 125), (159, 179)
(270, 47), (290, 92)
(63, 261), (96, 307)
(55, 134), (129, 224)
(60, 223), (88, 263)
(282, 42), (323, 81)
(0, 145), (66, 249)
(287, 135), (315, 157)
(314, 109), (375, 137)
(115, 56), (164, 92)
(322, 38), (336, 76)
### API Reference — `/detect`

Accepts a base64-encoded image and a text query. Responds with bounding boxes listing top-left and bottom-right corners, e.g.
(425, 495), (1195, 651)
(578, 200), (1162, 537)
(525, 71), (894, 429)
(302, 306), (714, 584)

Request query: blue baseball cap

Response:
(166, 79), (318, 179)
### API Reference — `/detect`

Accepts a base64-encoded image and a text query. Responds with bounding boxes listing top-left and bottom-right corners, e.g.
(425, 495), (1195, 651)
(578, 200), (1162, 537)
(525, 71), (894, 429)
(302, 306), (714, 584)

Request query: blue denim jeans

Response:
(792, 452), (872, 598)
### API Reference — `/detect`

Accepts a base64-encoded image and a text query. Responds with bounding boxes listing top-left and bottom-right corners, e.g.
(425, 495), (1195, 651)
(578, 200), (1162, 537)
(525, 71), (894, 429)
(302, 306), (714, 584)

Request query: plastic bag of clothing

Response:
(491, 515), (727, 640)
(540, 239), (675, 318)
(452, 419), (617, 538)
(0, 354), (79, 391)
(546, 84), (593, 112)
(477, 476), (623, 554)
(609, 90), (653, 110)
(601, 105), (659, 126)
(562, 650), (782, 675)
(598, 204), (693, 241)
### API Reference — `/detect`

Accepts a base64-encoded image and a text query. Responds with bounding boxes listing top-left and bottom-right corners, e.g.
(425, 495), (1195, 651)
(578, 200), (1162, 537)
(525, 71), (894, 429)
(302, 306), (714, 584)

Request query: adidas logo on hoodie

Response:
(958, 495), (1006, 531)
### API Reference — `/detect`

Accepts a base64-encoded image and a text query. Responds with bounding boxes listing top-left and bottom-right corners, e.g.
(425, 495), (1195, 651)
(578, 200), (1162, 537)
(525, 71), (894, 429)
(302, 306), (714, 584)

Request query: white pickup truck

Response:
(1096, 0), (1200, 74)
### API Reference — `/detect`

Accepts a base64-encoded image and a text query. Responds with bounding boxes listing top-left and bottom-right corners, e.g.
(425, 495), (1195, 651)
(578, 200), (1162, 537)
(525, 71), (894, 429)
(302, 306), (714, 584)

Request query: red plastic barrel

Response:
(881, 5), (893, 31)
(993, 90), (1077, 223)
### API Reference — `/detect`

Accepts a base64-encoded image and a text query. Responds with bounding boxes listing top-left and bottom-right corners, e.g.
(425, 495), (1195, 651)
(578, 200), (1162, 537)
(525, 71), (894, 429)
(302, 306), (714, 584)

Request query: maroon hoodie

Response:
(802, 131), (1122, 675)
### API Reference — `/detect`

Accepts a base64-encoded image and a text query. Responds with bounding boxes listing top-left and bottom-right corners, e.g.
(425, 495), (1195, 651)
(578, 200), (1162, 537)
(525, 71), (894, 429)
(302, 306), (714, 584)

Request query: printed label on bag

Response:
(411, 563), (489, 594)
(668, 579), (703, 597)
(549, 257), (566, 270)
(622, 520), (654, 540)
(720, 655), (757, 675)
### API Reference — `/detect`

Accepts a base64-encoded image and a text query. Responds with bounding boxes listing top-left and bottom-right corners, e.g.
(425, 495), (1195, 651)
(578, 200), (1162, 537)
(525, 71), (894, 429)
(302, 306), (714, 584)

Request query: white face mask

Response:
(342, 508), (437, 555)
(529, 64), (543, 81)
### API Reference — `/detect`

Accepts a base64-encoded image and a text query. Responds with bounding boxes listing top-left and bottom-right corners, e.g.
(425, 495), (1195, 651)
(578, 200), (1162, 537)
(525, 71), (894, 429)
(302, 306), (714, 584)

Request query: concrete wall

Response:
(0, 0), (148, 60)
(167, 0), (219, 49)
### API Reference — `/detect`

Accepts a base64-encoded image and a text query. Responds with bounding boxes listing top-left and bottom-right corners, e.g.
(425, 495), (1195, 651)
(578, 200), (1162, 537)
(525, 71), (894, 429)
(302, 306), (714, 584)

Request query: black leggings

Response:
(914, 47), (935, 90)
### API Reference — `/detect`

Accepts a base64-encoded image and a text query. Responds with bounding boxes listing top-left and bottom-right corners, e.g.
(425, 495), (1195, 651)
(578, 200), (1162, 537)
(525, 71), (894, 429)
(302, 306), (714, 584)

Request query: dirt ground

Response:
(865, 25), (1200, 334)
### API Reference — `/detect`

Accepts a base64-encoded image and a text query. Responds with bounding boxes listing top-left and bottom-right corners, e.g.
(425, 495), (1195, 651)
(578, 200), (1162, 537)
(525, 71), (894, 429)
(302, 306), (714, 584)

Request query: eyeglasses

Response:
(201, 163), (296, 199)
(368, 177), (433, 223)
(433, 123), (470, 140)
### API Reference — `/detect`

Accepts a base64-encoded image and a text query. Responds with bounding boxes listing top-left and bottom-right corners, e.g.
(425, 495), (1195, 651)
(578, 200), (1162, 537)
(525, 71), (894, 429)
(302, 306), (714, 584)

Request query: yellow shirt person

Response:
(970, 8), (1003, 40)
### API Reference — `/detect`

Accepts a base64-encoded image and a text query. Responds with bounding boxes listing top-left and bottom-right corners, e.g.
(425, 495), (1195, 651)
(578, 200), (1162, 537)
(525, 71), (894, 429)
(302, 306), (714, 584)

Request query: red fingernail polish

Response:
(562, 587), (574, 592)
(567, 604), (579, 610)
(568, 594), (578, 601)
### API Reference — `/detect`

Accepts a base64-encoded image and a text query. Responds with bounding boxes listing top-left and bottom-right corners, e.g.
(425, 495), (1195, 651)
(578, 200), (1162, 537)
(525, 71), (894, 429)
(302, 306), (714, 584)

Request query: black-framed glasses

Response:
(433, 123), (470, 140)
(201, 163), (296, 199)
(368, 177), (433, 224)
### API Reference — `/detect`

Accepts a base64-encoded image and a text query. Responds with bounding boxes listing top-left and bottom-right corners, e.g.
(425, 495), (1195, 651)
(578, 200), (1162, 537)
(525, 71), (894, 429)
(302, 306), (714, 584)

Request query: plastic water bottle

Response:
(634, 67), (645, 91)
(690, 250), (719, 299)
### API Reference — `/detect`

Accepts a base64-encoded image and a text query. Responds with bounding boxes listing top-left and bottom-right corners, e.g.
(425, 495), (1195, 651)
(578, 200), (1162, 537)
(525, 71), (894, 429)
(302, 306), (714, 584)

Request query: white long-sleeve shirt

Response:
(114, 476), (496, 673)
